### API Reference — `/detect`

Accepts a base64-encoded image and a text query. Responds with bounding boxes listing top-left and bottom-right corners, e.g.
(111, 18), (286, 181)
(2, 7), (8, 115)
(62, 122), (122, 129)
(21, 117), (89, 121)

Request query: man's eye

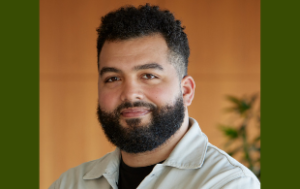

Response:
(142, 74), (156, 79)
(105, 77), (120, 83)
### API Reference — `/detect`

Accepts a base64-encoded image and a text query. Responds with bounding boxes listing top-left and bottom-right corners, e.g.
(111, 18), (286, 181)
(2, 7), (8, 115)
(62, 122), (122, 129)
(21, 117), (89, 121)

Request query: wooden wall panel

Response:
(40, 0), (260, 188)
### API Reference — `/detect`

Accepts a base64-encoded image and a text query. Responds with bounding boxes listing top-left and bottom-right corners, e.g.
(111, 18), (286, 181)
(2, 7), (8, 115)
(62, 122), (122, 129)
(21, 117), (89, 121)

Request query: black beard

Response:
(97, 95), (185, 153)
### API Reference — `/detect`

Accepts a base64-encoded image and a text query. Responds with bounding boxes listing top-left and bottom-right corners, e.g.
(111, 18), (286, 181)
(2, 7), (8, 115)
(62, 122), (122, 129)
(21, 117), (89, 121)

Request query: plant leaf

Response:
(253, 136), (260, 142)
(239, 100), (251, 114)
(219, 125), (239, 139)
(224, 94), (258, 114)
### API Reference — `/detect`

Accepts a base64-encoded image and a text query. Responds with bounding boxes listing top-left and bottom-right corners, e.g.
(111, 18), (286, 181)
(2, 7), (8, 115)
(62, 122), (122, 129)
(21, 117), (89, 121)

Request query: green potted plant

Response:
(219, 94), (260, 179)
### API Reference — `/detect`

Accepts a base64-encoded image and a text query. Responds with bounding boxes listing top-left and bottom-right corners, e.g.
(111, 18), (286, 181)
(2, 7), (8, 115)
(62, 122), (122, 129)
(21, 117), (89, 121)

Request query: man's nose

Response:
(120, 80), (144, 101)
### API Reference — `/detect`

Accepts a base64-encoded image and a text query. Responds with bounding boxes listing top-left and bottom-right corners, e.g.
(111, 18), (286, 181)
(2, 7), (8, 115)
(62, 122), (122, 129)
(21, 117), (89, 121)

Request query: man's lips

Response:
(121, 108), (151, 118)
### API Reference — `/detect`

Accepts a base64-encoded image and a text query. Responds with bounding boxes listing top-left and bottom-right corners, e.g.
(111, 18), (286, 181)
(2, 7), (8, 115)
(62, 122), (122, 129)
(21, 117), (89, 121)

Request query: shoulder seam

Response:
(207, 144), (246, 176)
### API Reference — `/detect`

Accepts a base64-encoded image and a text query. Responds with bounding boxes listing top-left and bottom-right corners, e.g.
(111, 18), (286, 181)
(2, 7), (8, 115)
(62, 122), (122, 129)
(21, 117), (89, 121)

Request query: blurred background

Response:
(40, 0), (260, 188)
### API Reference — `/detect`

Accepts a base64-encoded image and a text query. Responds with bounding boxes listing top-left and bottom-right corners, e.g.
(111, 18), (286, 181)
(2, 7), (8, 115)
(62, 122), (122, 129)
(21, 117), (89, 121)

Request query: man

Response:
(50, 4), (260, 189)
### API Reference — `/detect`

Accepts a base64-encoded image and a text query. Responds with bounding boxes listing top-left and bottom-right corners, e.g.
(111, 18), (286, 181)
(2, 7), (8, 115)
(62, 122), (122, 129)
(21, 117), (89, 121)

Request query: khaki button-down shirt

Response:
(49, 118), (260, 189)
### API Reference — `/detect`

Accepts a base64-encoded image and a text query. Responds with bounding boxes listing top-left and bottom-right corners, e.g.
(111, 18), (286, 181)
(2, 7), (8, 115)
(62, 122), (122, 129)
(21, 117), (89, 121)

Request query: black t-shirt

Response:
(117, 158), (158, 189)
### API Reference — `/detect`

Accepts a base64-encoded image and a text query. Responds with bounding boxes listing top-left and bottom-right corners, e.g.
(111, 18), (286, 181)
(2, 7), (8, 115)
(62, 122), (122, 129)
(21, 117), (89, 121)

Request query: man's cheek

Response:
(147, 86), (175, 99)
(99, 94), (118, 111)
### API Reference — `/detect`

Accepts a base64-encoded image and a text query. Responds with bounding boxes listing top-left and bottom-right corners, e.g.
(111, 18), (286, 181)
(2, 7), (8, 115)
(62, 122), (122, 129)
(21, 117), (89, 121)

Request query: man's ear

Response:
(181, 75), (196, 106)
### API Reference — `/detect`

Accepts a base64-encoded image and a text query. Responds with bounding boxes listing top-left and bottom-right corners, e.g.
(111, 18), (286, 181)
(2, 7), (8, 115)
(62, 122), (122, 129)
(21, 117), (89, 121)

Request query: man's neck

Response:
(121, 115), (190, 167)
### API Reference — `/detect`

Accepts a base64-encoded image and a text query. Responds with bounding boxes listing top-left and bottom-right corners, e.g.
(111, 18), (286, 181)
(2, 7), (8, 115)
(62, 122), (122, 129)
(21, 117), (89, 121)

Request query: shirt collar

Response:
(83, 148), (121, 180)
(83, 117), (208, 180)
(163, 117), (208, 169)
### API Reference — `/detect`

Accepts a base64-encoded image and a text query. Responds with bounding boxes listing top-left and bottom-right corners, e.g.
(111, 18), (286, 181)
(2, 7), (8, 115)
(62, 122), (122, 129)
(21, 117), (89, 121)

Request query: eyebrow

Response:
(100, 67), (121, 76)
(99, 63), (164, 77)
(133, 63), (164, 71)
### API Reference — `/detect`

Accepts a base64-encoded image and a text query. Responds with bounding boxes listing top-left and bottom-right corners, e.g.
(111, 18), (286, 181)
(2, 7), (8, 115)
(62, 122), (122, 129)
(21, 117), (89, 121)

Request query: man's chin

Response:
(120, 114), (152, 127)
(119, 117), (151, 128)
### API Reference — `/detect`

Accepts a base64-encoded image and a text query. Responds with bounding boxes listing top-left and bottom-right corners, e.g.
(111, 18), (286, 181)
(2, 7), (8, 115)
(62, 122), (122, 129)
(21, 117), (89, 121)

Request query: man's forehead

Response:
(100, 34), (167, 55)
(98, 34), (171, 70)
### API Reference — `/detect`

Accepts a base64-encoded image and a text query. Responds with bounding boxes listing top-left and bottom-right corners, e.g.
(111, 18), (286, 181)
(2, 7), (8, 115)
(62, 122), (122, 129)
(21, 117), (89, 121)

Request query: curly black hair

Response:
(96, 4), (190, 78)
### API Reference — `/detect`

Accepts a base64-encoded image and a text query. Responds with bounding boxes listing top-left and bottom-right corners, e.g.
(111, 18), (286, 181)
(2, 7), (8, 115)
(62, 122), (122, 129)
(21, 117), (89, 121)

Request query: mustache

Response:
(114, 101), (156, 116)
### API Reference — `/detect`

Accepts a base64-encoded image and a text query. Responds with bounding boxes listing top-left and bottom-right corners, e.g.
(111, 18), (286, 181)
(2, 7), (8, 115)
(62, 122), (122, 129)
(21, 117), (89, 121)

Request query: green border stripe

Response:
(0, 0), (39, 188)
(262, 0), (300, 188)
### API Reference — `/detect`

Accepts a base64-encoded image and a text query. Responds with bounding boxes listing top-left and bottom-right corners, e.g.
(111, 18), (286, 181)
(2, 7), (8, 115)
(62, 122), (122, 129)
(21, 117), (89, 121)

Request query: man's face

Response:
(97, 34), (185, 153)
